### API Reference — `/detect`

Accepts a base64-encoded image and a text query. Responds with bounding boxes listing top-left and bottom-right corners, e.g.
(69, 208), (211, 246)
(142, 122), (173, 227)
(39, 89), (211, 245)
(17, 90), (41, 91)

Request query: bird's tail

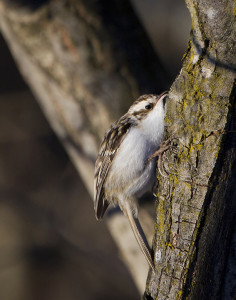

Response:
(125, 204), (155, 271)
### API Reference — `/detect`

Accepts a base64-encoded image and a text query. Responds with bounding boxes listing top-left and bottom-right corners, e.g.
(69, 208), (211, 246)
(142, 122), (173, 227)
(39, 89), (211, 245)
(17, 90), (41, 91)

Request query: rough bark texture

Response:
(0, 0), (169, 292)
(145, 0), (236, 299)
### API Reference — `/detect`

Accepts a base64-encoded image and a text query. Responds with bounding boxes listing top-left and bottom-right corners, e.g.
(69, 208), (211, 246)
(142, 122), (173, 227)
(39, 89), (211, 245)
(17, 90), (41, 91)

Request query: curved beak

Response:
(156, 91), (168, 106)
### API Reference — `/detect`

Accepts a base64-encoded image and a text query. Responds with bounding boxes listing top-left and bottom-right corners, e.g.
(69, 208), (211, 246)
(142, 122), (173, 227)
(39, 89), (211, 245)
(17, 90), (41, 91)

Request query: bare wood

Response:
(145, 0), (236, 298)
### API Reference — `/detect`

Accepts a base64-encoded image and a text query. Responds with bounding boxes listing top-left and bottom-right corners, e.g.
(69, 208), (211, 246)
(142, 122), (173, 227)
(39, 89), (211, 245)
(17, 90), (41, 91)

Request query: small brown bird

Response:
(94, 92), (168, 270)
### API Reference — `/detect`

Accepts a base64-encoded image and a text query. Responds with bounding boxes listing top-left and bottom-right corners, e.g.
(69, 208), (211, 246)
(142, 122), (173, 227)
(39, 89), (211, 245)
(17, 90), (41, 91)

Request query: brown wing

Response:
(94, 114), (133, 219)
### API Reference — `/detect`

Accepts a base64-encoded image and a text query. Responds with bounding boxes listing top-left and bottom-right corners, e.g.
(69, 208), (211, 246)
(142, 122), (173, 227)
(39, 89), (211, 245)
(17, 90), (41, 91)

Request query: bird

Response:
(94, 91), (168, 271)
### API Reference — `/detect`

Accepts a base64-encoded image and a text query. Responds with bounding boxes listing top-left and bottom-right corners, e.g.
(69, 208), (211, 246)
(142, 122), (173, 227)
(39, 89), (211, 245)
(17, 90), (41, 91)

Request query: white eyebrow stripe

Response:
(128, 99), (152, 114)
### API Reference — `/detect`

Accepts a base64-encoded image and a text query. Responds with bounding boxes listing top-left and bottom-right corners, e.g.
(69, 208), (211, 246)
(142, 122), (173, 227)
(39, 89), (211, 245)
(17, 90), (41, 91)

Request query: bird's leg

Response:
(147, 138), (171, 163)
(147, 138), (173, 178)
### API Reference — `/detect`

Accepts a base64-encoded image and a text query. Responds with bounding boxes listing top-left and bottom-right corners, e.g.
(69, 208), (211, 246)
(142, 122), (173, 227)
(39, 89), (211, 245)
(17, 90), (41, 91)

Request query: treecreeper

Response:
(94, 92), (168, 270)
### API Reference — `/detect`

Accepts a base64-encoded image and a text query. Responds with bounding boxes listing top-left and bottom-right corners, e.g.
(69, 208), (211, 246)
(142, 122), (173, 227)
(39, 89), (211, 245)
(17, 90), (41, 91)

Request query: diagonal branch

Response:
(0, 0), (169, 292)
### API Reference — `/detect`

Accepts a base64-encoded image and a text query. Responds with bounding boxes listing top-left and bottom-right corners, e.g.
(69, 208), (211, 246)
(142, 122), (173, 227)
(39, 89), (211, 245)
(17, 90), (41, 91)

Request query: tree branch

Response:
(0, 0), (169, 292)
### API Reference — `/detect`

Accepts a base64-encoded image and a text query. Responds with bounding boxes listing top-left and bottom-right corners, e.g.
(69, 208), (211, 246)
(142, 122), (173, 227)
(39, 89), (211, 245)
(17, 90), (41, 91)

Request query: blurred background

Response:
(0, 0), (190, 299)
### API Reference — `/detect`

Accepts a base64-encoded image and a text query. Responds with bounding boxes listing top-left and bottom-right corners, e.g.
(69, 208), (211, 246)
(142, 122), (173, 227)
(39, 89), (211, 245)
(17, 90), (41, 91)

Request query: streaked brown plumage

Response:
(94, 92), (168, 270)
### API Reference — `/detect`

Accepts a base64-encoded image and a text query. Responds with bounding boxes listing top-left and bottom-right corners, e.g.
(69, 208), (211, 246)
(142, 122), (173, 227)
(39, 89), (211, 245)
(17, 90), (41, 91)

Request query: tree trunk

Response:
(0, 0), (169, 292)
(145, 0), (236, 299)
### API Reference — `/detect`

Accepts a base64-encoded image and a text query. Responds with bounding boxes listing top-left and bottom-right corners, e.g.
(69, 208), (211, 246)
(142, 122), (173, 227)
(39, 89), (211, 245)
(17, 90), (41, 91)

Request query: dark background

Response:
(0, 1), (190, 299)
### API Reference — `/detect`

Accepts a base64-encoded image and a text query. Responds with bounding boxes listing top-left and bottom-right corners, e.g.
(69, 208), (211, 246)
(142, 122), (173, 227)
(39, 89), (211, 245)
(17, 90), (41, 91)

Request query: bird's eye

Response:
(145, 104), (152, 110)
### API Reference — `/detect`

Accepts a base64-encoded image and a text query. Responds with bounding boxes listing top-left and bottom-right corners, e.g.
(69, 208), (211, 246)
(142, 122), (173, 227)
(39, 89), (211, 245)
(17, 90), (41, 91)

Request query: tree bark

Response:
(0, 0), (169, 292)
(146, 0), (236, 299)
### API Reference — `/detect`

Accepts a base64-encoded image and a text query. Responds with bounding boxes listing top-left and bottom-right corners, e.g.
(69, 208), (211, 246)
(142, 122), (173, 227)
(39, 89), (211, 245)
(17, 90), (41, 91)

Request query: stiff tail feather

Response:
(125, 204), (155, 271)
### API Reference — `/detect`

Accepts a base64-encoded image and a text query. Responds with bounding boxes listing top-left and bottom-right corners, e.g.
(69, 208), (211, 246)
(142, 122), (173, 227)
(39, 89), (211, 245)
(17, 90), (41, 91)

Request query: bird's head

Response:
(128, 92), (168, 123)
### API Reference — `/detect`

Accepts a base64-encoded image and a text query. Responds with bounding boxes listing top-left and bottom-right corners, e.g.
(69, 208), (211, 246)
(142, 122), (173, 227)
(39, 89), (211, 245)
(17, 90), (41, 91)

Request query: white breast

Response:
(107, 98), (165, 199)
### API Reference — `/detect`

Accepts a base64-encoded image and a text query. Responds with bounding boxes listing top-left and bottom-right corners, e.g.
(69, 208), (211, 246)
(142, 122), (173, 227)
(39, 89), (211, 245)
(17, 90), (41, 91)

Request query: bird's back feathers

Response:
(94, 114), (134, 219)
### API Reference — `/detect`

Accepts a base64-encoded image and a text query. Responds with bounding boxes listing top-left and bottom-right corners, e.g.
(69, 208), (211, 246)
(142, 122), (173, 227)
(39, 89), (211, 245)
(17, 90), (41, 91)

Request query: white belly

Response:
(106, 126), (159, 198)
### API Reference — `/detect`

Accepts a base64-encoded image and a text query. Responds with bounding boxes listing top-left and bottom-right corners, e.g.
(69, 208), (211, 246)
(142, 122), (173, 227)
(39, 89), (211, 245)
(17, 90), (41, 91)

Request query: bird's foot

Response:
(148, 137), (177, 178)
